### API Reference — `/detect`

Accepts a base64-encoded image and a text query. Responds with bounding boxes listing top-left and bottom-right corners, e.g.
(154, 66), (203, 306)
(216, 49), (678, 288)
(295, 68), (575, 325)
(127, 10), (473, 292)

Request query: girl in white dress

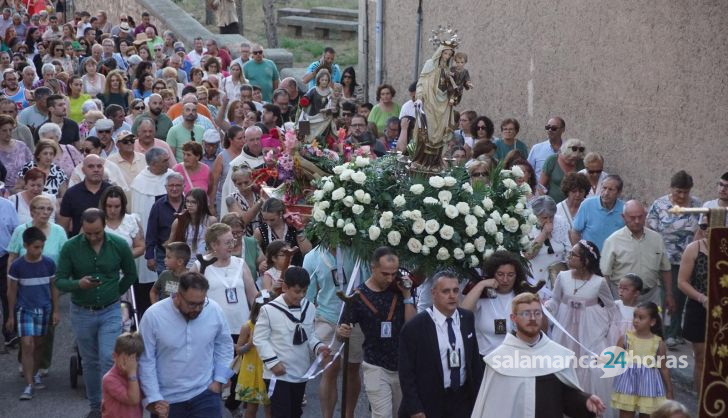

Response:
(168, 188), (217, 268)
(262, 240), (290, 297)
(614, 273), (643, 337)
(547, 240), (620, 418)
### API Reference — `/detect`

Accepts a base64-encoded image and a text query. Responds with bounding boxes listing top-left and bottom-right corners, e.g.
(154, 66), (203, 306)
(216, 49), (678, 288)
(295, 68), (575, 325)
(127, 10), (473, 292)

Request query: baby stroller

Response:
(69, 286), (140, 388)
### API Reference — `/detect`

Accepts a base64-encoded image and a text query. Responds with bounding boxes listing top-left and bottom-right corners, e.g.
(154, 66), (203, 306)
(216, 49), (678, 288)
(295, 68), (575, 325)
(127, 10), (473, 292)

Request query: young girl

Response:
(615, 273), (643, 335)
(612, 302), (673, 417)
(262, 240), (290, 296)
(168, 188), (217, 268)
(235, 299), (272, 418)
(225, 167), (263, 236)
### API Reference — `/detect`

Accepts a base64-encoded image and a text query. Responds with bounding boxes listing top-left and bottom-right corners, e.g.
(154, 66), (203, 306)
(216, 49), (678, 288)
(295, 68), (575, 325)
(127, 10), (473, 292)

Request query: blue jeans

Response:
(70, 302), (122, 410)
(168, 388), (223, 418)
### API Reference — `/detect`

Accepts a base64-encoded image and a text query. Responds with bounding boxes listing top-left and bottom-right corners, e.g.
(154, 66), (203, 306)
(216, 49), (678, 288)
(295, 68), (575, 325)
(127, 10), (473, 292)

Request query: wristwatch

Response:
(403, 297), (414, 305)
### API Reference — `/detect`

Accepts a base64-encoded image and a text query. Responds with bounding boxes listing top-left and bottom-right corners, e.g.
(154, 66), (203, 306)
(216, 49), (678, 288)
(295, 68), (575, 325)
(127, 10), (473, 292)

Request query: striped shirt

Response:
(8, 256), (56, 310)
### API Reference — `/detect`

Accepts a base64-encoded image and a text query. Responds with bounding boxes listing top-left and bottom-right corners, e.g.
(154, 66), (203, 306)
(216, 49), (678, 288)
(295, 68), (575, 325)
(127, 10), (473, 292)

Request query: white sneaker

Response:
(665, 337), (678, 348)
(19, 385), (33, 400)
(33, 373), (46, 389)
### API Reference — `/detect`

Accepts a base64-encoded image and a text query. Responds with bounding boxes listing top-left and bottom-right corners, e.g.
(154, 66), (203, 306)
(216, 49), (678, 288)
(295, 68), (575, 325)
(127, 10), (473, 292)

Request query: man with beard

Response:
(38, 94), (80, 146)
(132, 94), (172, 139)
(1, 69), (31, 111)
(55, 208), (138, 418)
(470, 292), (605, 418)
(166, 102), (205, 161)
(219, 126), (265, 216)
(347, 114), (386, 156)
(139, 272), (233, 418)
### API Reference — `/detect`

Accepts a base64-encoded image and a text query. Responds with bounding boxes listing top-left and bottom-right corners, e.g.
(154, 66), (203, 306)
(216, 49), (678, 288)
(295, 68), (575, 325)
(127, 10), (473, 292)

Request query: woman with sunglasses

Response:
(577, 152), (609, 197)
(546, 240), (619, 417)
(647, 170), (701, 348)
(126, 99), (146, 125)
(68, 136), (129, 191)
(538, 138), (586, 203)
(66, 75), (92, 123)
(339, 66), (365, 105)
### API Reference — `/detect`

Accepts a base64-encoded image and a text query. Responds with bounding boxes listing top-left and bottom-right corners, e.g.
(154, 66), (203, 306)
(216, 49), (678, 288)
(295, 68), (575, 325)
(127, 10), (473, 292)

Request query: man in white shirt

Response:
(186, 37), (207, 68)
(0, 9), (12, 38)
(230, 42), (251, 70)
(698, 171), (728, 234)
(527, 116), (565, 180)
(398, 82), (418, 119)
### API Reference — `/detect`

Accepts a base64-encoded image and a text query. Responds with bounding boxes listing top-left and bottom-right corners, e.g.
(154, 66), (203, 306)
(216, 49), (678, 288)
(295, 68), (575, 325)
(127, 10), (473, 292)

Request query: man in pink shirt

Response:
(134, 119), (175, 168)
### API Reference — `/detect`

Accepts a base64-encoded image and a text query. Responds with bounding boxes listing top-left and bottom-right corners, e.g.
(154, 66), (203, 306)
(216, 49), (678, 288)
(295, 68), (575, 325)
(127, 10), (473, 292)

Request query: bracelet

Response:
(403, 297), (414, 305)
(128, 375), (138, 382)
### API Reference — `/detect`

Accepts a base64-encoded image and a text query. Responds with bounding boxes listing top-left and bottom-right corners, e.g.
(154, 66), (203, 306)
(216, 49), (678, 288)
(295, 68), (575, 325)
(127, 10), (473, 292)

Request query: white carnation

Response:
(482, 197), (494, 210)
(313, 209), (326, 222)
(443, 176), (457, 187)
(354, 189), (366, 202)
(312, 189), (325, 202)
(343, 223), (357, 236)
(387, 231), (402, 246)
(429, 176), (445, 189)
(355, 156), (370, 167)
(423, 197), (440, 205)
(511, 165), (524, 178)
(529, 214), (538, 224)
(423, 235), (438, 248)
(456, 202), (470, 215)
(410, 210), (422, 220)
(331, 187), (346, 201)
(464, 215), (478, 227)
(520, 183), (532, 195)
(412, 219), (426, 234)
(362, 193), (372, 204)
(368, 225), (381, 241)
(381, 211), (393, 220)
(461, 183), (474, 194)
(421, 245), (430, 255)
(496, 232), (504, 244)
(351, 171), (367, 185)
(490, 210), (501, 224)
(520, 223), (533, 235)
(520, 235), (531, 247)
(464, 243), (475, 254)
(323, 181), (334, 192)
(514, 202), (525, 215)
(444, 205), (459, 219)
(393, 194), (406, 207)
(453, 248), (465, 260)
(472, 205), (485, 217)
(410, 184), (425, 195)
(474, 237), (486, 252)
(325, 216), (335, 227)
(318, 201), (330, 210)
(465, 225), (478, 237)
(336, 219), (345, 228)
(438, 190), (452, 204)
(497, 245), (507, 252)
(436, 247), (450, 260)
(352, 204), (364, 215)
(470, 255), (480, 267)
(379, 217), (392, 229)
(424, 220), (440, 235)
(342, 196), (355, 207)
(502, 178), (518, 189)
(339, 169), (353, 181)
(484, 248), (494, 258)
(484, 218), (498, 235)
(332, 165), (345, 175)
(439, 225), (455, 240)
(407, 238), (423, 253)
(505, 218), (520, 233)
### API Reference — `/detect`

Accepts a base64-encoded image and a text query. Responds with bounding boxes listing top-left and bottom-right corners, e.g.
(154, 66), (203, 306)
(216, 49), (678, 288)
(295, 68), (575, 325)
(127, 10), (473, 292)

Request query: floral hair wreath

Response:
(578, 240), (598, 260)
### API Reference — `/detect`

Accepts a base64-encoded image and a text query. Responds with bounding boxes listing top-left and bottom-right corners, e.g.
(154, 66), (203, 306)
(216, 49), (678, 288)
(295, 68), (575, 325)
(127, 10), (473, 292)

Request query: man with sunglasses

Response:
(243, 44), (280, 102)
(527, 116), (565, 180)
(93, 119), (117, 157)
(107, 131), (147, 197)
(139, 272), (233, 418)
(471, 292), (605, 418)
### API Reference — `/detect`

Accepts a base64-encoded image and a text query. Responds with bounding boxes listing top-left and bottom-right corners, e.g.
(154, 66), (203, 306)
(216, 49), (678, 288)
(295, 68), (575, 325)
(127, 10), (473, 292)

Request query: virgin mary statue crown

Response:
(429, 25), (460, 49)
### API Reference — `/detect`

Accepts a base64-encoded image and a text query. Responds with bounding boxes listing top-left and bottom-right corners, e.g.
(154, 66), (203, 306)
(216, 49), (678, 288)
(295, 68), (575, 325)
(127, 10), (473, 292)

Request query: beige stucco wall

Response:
(363, 0), (728, 203)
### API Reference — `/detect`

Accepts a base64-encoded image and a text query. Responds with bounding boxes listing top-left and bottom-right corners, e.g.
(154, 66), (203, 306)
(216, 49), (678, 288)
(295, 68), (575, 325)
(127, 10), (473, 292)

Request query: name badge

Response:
(494, 319), (507, 335)
(225, 288), (239, 304)
(164, 282), (179, 295)
(380, 321), (392, 338)
(448, 348), (461, 369)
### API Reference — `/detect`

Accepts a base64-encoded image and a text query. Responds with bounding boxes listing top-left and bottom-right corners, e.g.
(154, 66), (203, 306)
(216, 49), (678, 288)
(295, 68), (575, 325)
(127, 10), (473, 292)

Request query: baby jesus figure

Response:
(449, 51), (473, 106)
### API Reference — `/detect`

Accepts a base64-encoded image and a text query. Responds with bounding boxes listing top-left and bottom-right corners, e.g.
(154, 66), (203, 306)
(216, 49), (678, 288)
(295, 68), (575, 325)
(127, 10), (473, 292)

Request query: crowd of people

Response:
(0, 2), (712, 418)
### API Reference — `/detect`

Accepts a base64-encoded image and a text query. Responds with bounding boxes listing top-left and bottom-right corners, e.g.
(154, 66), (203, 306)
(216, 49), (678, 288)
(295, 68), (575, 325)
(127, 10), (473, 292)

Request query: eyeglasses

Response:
(587, 169), (602, 175)
(476, 125), (487, 130)
(82, 148), (95, 154)
(118, 139), (135, 145)
(350, 123), (366, 128)
(570, 146), (585, 153)
(252, 51), (263, 55)
(495, 272), (517, 279)
(718, 182), (728, 189)
(471, 172), (488, 178)
(545, 125), (560, 131)
(231, 230), (244, 237)
(177, 293), (209, 309)
(515, 310), (543, 319)
(97, 129), (111, 134)
(134, 106), (145, 111)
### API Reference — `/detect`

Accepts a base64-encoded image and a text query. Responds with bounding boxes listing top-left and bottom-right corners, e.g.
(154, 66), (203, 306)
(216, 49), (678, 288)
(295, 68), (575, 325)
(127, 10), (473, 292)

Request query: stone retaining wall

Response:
(72, 0), (293, 68)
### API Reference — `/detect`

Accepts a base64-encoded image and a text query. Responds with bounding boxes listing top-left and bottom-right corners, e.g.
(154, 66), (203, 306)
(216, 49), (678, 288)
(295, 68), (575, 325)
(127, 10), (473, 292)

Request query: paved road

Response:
(1, 294), (698, 418)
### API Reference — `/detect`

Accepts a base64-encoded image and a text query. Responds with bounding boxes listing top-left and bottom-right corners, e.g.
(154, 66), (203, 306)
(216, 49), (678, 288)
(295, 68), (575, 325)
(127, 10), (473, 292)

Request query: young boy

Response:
(253, 266), (331, 418)
(149, 242), (191, 304)
(101, 332), (145, 418)
(6, 227), (58, 400)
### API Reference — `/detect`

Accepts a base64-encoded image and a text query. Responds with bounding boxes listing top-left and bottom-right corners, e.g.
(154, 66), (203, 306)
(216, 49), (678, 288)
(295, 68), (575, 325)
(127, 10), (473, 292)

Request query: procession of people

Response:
(0, 2), (710, 418)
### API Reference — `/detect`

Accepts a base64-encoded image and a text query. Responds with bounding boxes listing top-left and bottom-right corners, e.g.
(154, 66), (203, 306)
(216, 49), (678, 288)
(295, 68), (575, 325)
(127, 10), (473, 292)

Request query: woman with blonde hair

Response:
(96, 69), (133, 112)
(220, 62), (246, 102)
(539, 138), (586, 202)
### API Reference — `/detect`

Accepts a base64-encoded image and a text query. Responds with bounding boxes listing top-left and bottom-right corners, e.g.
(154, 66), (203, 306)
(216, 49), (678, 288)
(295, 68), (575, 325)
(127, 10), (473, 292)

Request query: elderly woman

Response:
(578, 152), (609, 197)
(79, 109), (104, 141)
(37, 122), (83, 180)
(17, 139), (68, 198)
(9, 168), (58, 224)
(7, 195), (68, 376)
(525, 196), (571, 291)
(555, 172), (591, 229)
(539, 138), (586, 203)
(100, 186), (145, 257)
(466, 159), (493, 187)
(648, 170), (702, 348)
(461, 251), (539, 356)
(173, 141), (211, 194)
(253, 198), (311, 267)
(220, 212), (265, 280)
(225, 166), (263, 236)
(367, 84), (400, 137)
(192, 223), (258, 341)
(0, 114), (33, 192)
(126, 99), (145, 126)
(81, 57), (106, 96)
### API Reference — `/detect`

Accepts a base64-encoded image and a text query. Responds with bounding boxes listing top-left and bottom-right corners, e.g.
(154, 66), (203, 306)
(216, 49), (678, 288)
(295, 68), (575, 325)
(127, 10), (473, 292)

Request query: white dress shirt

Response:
(428, 307), (466, 389)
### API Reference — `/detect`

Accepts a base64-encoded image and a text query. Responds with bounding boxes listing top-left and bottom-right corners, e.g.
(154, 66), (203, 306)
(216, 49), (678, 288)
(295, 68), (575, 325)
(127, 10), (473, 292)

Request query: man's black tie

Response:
(446, 317), (460, 388)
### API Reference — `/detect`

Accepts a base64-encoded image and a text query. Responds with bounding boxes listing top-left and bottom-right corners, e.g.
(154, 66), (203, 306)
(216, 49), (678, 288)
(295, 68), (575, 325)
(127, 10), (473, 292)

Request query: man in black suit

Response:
(398, 271), (484, 418)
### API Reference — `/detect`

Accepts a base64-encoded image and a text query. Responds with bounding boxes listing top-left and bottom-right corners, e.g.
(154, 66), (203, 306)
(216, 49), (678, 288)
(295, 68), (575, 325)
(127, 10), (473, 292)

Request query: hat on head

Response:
(127, 54), (142, 65)
(119, 22), (130, 31)
(117, 130), (135, 142)
(175, 46), (185, 53)
(133, 33), (148, 46)
(202, 129), (221, 144)
(95, 119), (114, 131)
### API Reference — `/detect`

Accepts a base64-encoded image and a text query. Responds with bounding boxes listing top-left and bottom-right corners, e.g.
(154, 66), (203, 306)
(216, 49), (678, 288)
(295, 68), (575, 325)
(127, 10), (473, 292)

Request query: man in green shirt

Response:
(243, 45), (280, 102)
(55, 208), (138, 417)
(131, 94), (173, 140)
